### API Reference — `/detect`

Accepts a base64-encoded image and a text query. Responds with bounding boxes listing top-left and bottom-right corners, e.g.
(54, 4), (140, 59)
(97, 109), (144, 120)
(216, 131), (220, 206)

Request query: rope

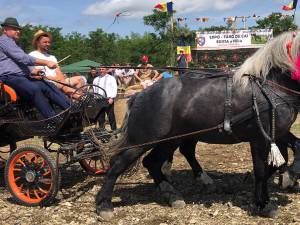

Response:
(85, 65), (225, 72)
(112, 124), (222, 153)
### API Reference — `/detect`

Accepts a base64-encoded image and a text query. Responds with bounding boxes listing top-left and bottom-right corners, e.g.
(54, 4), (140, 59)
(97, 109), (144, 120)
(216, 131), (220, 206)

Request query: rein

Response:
(266, 80), (300, 96)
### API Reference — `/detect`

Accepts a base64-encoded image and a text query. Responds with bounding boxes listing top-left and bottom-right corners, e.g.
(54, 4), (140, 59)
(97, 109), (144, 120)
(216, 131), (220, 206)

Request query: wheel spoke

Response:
(32, 155), (40, 164)
(24, 154), (32, 163)
(38, 186), (49, 195)
(41, 159), (46, 168)
(39, 178), (52, 185)
(26, 188), (30, 197)
(14, 176), (21, 182)
(33, 190), (41, 200)
(17, 159), (26, 167)
(18, 183), (24, 192)
(43, 169), (51, 176)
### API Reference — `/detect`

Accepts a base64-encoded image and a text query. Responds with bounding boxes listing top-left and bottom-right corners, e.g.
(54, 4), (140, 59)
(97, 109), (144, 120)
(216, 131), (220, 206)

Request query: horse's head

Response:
(233, 31), (300, 88)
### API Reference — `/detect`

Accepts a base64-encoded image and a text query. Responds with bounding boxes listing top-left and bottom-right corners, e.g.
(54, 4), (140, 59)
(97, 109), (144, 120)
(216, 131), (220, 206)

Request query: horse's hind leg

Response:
(142, 143), (186, 208)
(96, 147), (149, 220)
(179, 139), (214, 186)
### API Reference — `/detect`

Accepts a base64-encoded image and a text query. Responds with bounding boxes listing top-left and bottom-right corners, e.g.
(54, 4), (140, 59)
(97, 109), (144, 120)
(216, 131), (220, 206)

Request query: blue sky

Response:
(0, 0), (298, 36)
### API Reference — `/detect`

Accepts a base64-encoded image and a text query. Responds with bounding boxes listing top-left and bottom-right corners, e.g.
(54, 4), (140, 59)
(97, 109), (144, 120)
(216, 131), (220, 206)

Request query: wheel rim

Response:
(79, 158), (106, 175)
(8, 150), (54, 204)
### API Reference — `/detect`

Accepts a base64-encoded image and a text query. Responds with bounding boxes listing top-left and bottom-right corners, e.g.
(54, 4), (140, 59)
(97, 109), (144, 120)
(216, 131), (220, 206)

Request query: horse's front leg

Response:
(143, 144), (186, 208)
(96, 147), (148, 221)
(250, 140), (278, 218)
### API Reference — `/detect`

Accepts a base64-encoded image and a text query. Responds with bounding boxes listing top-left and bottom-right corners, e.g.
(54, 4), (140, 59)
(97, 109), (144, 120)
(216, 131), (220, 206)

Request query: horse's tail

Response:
(119, 93), (136, 133)
(107, 94), (137, 157)
(105, 94), (144, 177)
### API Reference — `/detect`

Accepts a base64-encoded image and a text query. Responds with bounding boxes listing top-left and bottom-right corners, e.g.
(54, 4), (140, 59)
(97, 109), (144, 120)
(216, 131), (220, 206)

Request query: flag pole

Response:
(170, 11), (175, 66)
(292, 0), (298, 23)
(292, 8), (297, 22)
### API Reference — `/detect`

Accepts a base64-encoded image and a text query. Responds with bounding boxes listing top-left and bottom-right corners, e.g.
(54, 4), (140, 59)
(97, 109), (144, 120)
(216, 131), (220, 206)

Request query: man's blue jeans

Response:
(2, 75), (70, 118)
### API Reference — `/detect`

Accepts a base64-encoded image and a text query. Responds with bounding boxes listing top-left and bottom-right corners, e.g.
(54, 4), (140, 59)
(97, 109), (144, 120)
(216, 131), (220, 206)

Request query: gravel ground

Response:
(1, 100), (300, 225)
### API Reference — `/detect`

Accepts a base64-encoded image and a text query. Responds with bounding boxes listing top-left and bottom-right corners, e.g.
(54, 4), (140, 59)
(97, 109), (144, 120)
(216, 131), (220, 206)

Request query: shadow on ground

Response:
(109, 169), (291, 215)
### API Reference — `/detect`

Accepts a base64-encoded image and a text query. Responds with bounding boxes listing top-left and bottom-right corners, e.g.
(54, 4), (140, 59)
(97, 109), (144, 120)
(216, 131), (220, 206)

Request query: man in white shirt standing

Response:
(93, 67), (118, 130)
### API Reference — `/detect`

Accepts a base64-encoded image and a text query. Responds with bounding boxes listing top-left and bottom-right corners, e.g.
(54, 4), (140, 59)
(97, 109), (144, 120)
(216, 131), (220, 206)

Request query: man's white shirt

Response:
(29, 50), (57, 77)
(93, 74), (117, 98)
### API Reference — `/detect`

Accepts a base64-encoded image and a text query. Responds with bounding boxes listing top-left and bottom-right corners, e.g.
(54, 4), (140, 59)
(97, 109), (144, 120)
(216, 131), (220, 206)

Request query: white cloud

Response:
(82, 0), (245, 18)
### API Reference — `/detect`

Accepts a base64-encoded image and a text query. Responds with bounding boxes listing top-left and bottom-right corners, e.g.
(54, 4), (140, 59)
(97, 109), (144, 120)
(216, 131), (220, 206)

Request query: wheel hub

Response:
(25, 171), (36, 182)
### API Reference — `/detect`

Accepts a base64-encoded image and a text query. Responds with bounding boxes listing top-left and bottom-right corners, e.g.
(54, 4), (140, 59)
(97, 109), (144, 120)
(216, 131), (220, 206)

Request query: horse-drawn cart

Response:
(0, 84), (113, 206)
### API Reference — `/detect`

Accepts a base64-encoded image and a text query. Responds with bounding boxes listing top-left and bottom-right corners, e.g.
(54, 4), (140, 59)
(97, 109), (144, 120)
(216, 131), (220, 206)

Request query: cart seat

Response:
(0, 82), (17, 103)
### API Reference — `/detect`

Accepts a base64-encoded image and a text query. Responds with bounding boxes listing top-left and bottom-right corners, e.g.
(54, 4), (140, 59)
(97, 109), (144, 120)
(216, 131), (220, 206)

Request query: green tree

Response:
(144, 10), (172, 35)
(62, 32), (88, 64)
(252, 12), (297, 36)
(87, 29), (120, 64)
(143, 10), (174, 65)
(143, 10), (196, 66)
(199, 25), (228, 32)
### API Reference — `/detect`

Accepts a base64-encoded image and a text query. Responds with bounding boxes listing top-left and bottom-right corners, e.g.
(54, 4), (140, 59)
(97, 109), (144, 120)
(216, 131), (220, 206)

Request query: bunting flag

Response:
(196, 17), (209, 22)
(177, 46), (192, 62)
(175, 14), (263, 24)
(178, 17), (209, 22)
(177, 17), (187, 22)
(252, 14), (261, 19)
(282, 0), (298, 10)
(154, 1), (173, 13)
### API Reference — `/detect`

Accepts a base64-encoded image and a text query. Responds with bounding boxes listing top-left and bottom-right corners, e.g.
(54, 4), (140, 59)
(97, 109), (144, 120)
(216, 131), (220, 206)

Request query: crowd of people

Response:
(87, 54), (185, 92)
(86, 55), (180, 131)
(0, 17), (189, 132)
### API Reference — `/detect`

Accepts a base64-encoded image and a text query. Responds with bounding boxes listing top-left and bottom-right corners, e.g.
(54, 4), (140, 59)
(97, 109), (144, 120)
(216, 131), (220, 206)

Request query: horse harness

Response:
(84, 71), (300, 160)
(223, 72), (300, 145)
(224, 73), (233, 133)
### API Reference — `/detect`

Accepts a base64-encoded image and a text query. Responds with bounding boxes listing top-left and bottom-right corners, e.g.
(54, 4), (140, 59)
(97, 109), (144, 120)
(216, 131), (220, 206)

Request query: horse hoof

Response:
(259, 203), (279, 218)
(279, 171), (295, 189)
(170, 199), (186, 208)
(98, 210), (114, 221)
(260, 208), (279, 218)
(196, 171), (214, 185)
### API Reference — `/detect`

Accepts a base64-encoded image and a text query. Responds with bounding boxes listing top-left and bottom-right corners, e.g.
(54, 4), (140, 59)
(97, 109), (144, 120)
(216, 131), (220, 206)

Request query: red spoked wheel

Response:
(79, 157), (108, 176)
(5, 145), (60, 206)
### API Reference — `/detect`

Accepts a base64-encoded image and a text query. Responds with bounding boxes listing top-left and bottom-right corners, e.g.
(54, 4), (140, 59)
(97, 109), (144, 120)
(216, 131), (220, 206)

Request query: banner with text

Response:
(196, 29), (273, 50)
